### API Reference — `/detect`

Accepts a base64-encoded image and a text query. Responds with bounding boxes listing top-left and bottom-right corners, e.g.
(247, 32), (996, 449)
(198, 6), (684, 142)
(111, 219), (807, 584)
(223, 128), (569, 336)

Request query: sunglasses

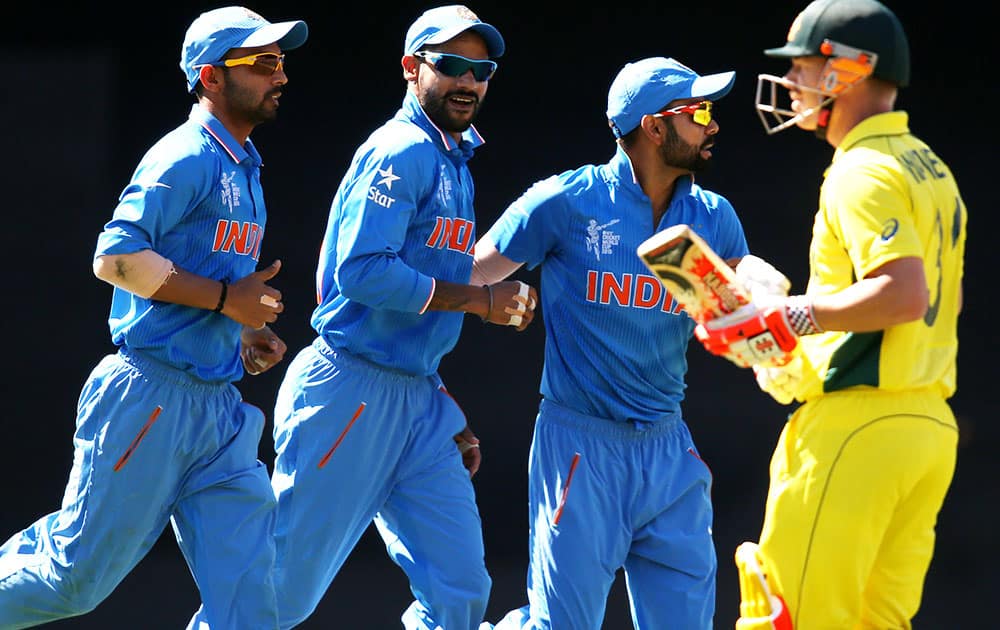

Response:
(653, 100), (713, 126)
(413, 51), (497, 82)
(216, 52), (285, 75)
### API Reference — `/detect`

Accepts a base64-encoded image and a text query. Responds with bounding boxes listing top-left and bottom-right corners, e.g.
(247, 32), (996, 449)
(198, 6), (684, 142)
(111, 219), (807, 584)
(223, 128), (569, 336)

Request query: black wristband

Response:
(213, 280), (228, 313)
(480, 284), (494, 322)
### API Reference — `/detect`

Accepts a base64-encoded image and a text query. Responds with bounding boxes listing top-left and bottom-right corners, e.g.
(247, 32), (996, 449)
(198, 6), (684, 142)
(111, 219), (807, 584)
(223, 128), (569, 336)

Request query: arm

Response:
(811, 256), (928, 332)
(696, 256), (929, 367)
(471, 236), (524, 286)
(429, 279), (537, 332)
(94, 251), (285, 329)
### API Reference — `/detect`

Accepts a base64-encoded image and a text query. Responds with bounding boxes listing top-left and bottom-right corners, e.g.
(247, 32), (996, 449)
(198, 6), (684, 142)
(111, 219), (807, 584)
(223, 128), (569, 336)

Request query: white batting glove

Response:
(736, 255), (791, 303)
(752, 351), (808, 405)
(735, 542), (793, 630)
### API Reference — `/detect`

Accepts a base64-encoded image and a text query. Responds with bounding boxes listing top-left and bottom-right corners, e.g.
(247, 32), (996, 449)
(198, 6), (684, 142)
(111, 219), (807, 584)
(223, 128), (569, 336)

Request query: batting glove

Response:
(753, 353), (804, 405)
(736, 255), (791, 301)
(695, 293), (824, 368)
(735, 542), (793, 630)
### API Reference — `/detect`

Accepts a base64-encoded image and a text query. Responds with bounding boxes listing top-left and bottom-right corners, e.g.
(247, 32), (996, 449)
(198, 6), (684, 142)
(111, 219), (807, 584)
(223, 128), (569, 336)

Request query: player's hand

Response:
(241, 324), (287, 375)
(223, 260), (285, 329)
(695, 300), (798, 368)
(453, 426), (481, 477)
(737, 255), (790, 301)
(753, 355), (803, 405)
(484, 281), (538, 332)
(735, 542), (792, 630)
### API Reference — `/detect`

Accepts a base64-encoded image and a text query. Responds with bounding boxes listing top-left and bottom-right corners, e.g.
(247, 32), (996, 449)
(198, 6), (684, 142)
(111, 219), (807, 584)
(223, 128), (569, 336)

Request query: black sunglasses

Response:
(414, 51), (497, 82)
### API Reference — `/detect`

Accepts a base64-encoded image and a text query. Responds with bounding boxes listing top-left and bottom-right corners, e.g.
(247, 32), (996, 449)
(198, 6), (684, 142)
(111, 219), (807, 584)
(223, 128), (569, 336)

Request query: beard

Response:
(419, 85), (481, 134)
(223, 80), (279, 126)
(659, 121), (712, 172)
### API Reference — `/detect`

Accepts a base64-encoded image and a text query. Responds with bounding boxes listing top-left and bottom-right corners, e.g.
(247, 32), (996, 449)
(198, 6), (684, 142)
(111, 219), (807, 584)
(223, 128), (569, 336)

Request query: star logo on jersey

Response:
(376, 165), (401, 190)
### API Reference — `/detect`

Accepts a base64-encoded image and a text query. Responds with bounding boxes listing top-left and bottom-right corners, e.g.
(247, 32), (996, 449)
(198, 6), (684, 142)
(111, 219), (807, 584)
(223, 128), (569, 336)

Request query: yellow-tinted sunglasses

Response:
(653, 100), (713, 126)
(217, 52), (285, 75)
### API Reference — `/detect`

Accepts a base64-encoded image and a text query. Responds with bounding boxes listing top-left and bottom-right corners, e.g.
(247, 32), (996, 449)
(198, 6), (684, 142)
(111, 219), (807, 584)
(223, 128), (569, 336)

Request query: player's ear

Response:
(639, 114), (664, 144)
(402, 54), (419, 81)
(198, 64), (223, 93)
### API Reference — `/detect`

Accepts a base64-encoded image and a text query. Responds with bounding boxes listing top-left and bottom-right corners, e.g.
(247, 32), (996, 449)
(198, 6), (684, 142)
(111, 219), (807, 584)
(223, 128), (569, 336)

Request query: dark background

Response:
(2, 2), (992, 628)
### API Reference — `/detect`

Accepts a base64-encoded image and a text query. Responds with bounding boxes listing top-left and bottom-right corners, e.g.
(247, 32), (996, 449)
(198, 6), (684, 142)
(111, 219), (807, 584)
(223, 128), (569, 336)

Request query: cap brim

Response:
(690, 71), (736, 101)
(763, 43), (813, 58)
(240, 20), (309, 51)
(422, 23), (505, 57)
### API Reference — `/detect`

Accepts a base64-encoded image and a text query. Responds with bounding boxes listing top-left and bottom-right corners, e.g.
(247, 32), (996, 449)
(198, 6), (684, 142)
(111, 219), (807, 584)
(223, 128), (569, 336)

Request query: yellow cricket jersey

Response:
(795, 111), (967, 400)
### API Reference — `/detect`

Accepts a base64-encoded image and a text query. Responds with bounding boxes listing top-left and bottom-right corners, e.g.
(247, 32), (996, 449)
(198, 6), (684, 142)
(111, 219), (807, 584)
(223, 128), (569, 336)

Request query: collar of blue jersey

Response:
(187, 104), (261, 166)
(607, 145), (694, 201)
(400, 91), (485, 158)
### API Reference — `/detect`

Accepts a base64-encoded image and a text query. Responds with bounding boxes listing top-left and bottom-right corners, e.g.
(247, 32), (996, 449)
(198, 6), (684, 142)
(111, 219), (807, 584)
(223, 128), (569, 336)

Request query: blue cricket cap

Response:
(404, 5), (505, 57)
(606, 57), (735, 139)
(181, 6), (309, 92)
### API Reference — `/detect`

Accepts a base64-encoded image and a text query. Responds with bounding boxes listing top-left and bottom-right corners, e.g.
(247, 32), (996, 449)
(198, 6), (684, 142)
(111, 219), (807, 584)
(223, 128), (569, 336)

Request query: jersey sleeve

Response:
(708, 193), (750, 261)
(483, 175), (567, 270)
(323, 138), (436, 312)
(94, 151), (208, 258)
(821, 154), (922, 278)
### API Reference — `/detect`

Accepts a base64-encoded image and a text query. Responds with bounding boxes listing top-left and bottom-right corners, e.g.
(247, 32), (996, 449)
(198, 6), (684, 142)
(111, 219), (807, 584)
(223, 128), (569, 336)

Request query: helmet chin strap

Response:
(813, 101), (833, 141)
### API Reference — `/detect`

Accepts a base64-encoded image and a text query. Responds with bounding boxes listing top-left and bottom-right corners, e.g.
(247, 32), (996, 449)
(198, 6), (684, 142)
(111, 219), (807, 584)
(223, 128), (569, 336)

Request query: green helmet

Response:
(764, 0), (910, 87)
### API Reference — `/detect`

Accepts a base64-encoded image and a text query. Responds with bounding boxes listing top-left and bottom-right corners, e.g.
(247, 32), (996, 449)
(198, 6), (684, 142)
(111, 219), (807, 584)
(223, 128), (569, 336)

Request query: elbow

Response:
(334, 258), (374, 302)
(895, 284), (929, 324)
(470, 260), (487, 286)
(93, 256), (113, 284)
(902, 298), (929, 324)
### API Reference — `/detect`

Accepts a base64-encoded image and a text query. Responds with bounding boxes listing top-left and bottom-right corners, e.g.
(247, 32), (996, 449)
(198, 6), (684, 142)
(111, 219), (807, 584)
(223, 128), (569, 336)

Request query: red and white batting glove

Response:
(695, 295), (821, 368)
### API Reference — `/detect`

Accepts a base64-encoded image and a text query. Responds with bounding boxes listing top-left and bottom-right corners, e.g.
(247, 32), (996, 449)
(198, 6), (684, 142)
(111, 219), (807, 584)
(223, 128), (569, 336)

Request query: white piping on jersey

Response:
(199, 121), (242, 164)
(415, 102), (484, 152)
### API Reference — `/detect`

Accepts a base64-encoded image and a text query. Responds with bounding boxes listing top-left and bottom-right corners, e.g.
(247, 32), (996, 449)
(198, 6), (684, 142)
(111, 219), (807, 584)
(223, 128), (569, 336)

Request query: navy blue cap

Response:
(607, 57), (735, 139)
(404, 5), (504, 57)
(181, 6), (308, 92)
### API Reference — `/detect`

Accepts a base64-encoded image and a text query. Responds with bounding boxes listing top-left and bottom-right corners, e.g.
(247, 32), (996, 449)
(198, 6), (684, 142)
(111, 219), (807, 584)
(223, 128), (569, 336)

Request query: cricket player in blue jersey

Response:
(473, 57), (750, 630)
(267, 5), (537, 630)
(0, 7), (306, 629)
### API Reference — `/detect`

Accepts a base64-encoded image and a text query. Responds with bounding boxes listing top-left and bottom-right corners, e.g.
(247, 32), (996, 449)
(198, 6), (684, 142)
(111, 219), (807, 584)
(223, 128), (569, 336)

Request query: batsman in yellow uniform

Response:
(693, 0), (966, 627)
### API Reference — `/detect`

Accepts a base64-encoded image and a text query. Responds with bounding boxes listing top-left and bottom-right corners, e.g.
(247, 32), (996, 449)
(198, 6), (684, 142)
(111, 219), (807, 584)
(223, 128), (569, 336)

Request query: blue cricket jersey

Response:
(311, 92), (485, 376)
(486, 146), (749, 423)
(94, 105), (266, 383)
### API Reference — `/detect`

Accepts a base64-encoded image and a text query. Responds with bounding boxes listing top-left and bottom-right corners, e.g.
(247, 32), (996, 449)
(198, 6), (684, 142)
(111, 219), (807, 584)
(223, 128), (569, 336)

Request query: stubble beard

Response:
(420, 87), (479, 134)
(659, 122), (712, 173)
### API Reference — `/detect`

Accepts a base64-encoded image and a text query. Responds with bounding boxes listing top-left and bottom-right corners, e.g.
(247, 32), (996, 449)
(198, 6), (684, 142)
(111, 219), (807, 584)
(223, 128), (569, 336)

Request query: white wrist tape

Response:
(93, 250), (175, 298)
(508, 281), (529, 327)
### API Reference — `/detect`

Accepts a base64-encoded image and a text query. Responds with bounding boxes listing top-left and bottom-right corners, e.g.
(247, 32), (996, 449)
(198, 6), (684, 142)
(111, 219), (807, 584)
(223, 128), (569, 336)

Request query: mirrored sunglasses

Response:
(217, 52), (285, 74)
(414, 51), (497, 82)
(653, 100), (713, 126)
